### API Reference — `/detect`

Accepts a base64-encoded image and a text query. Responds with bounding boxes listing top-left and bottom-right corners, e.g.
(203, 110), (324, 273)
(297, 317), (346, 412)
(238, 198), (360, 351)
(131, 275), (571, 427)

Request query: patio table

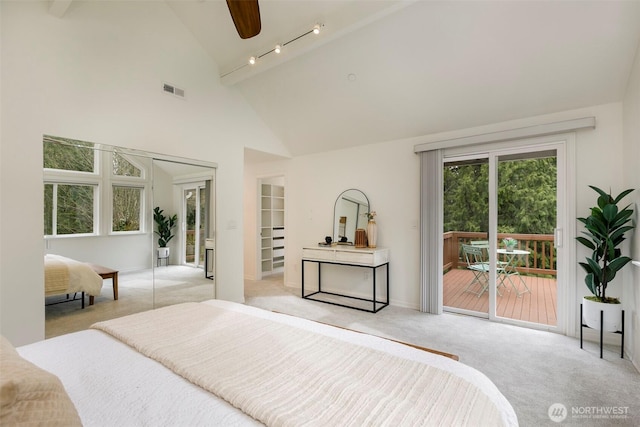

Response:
(497, 248), (531, 296)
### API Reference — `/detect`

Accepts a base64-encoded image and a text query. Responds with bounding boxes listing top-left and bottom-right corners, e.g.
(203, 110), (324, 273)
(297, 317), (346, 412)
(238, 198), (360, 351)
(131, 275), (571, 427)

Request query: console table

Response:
(301, 246), (389, 313)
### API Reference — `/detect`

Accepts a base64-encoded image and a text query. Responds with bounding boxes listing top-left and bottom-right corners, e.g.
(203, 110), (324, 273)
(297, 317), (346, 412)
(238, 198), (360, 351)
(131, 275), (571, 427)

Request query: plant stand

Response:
(157, 253), (169, 267)
(580, 303), (624, 359)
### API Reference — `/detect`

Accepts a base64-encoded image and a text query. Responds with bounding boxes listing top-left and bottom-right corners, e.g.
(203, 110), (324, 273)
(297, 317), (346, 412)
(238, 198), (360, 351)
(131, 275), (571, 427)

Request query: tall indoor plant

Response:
(576, 186), (635, 331)
(154, 206), (177, 260)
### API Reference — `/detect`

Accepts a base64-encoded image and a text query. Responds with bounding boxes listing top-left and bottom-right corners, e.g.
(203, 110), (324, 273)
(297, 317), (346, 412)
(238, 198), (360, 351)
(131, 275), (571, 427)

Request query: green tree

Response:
(444, 157), (557, 235)
(112, 186), (141, 231)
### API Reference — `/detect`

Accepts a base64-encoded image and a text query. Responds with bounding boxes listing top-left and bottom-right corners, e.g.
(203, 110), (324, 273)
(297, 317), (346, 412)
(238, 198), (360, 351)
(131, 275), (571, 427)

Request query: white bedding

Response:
(18, 300), (518, 426)
(44, 254), (103, 297)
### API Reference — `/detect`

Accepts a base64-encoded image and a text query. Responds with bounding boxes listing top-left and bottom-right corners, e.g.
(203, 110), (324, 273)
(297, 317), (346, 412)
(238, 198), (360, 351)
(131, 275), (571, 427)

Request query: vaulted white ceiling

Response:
(169, 0), (640, 156)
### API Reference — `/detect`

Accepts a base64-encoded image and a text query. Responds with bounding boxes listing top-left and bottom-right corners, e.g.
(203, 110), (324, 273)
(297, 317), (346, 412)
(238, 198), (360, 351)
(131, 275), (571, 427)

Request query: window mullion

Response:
(52, 184), (58, 237)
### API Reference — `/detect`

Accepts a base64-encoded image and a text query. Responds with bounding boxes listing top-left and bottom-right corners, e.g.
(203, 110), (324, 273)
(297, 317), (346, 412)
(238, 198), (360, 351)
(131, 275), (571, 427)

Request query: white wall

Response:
(245, 139), (422, 306)
(0, 1), (288, 346)
(45, 235), (151, 273)
(622, 40), (640, 370)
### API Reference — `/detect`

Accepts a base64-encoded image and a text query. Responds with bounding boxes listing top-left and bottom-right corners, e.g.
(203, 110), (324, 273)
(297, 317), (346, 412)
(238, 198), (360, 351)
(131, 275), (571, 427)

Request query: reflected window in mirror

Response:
(43, 136), (150, 237)
(333, 189), (369, 244)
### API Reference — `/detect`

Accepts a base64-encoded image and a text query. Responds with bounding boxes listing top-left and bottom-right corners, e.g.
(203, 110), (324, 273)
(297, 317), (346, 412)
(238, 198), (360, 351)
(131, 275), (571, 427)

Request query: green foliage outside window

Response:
(113, 152), (141, 177)
(44, 136), (147, 236)
(112, 186), (142, 232)
(444, 157), (557, 235)
(44, 184), (53, 235)
(444, 162), (489, 233)
(48, 184), (94, 235)
(444, 157), (558, 272)
(43, 136), (94, 172)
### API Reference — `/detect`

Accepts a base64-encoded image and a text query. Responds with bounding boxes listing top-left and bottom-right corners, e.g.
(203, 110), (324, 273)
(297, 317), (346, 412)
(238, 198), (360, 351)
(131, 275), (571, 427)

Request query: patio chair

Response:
(471, 239), (509, 269)
(462, 244), (506, 297)
(469, 240), (489, 263)
(462, 244), (490, 297)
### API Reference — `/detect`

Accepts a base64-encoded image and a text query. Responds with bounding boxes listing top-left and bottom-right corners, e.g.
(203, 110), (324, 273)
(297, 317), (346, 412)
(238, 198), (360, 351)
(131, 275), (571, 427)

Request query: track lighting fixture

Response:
(223, 23), (324, 78)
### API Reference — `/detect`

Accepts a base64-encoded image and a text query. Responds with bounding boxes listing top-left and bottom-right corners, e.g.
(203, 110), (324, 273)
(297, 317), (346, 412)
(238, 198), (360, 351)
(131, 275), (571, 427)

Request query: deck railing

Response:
(443, 231), (556, 276)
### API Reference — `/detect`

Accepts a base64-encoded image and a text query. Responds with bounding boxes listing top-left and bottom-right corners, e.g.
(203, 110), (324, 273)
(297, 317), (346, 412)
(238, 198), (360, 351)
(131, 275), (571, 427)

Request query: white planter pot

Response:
(158, 247), (170, 259)
(582, 297), (622, 332)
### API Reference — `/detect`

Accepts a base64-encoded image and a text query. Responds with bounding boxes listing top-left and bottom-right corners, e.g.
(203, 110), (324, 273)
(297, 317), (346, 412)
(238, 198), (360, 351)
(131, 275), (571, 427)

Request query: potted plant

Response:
(502, 237), (517, 251)
(576, 186), (635, 332)
(153, 207), (177, 260)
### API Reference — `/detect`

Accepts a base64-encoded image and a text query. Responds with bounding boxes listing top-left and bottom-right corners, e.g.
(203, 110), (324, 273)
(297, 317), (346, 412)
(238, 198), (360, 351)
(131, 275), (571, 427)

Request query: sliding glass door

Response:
(442, 144), (560, 328)
(442, 155), (490, 317)
(495, 151), (558, 326)
(183, 183), (206, 268)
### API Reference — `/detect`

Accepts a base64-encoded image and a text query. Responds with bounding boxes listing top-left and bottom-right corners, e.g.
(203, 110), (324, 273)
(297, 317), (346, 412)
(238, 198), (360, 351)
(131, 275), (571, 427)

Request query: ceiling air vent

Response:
(162, 82), (185, 98)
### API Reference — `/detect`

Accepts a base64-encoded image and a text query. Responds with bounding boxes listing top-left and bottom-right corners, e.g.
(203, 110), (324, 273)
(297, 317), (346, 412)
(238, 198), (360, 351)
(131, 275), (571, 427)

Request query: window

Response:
(112, 186), (142, 232)
(110, 150), (145, 233)
(113, 152), (142, 177)
(44, 183), (96, 235)
(43, 136), (95, 173)
(44, 136), (149, 237)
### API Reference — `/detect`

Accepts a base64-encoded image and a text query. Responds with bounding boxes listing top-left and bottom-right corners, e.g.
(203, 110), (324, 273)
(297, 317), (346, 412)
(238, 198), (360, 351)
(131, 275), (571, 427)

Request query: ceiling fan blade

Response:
(226, 0), (261, 39)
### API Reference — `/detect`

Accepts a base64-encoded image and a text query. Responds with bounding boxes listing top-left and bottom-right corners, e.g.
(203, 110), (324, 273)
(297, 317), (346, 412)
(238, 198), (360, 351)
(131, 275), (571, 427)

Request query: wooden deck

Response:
(443, 268), (557, 326)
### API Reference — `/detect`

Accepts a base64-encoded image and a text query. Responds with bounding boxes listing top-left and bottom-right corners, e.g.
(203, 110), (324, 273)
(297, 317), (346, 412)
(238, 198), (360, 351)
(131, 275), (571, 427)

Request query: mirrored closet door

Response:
(43, 136), (216, 337)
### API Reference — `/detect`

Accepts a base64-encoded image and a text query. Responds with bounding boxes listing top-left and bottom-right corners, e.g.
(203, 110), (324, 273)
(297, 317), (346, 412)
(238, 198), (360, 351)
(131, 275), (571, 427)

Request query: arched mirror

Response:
(333, 189), (369, 244)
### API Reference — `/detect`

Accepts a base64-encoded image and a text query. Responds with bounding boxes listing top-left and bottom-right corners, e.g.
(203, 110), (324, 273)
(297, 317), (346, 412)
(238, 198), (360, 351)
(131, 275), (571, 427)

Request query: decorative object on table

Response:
(153, 207), (178, 259)
(576, 186), (635, 332)
(502, 237), (517, 251)
(354, 229), (367, 248)
(365, 211), (377, 248)
(318, 236), (333, 246)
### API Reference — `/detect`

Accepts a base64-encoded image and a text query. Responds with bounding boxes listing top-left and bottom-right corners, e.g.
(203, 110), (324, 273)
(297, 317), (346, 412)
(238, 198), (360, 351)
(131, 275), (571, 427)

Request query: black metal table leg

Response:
(301, 260), (305, 297)
(600, 310), (604, 358)
(580, 303), (583, 349)
(373, 266), (377, 312)
(621, 310), (625, 358)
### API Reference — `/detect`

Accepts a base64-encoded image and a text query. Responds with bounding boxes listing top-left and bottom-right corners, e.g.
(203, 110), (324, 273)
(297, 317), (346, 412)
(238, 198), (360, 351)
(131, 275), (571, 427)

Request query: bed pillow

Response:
(0, 335), (82, 426)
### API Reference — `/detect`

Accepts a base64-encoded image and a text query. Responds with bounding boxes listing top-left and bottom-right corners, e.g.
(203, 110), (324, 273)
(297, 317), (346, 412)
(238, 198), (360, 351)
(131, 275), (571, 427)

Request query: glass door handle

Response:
(554, 228), (563, 248)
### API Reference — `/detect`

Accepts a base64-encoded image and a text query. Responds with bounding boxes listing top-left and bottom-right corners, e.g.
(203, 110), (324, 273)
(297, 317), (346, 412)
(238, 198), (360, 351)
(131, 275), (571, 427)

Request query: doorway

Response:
(442, 142), (563, 329)
(258, 176), (285, 279)
(182, 183), (207, 268)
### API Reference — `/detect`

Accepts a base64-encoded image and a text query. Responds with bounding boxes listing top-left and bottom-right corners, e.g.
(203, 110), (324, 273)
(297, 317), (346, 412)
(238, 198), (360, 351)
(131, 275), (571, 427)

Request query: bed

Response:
(9, 300), (518, 426)
(44, 254), (103, 306)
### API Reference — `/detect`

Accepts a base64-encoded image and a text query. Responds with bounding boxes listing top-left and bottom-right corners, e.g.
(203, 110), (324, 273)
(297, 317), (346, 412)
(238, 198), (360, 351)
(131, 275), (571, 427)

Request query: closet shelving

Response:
(261, 184), (285, 275)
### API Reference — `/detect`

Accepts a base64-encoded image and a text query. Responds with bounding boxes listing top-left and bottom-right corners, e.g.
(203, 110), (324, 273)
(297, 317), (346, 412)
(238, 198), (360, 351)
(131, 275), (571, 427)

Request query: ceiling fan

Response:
(226, 0), (261, 39)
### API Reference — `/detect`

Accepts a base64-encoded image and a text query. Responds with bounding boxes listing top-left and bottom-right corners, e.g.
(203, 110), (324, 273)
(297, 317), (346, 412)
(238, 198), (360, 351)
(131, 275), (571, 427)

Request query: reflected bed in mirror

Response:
(333, 189), (369, 245)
